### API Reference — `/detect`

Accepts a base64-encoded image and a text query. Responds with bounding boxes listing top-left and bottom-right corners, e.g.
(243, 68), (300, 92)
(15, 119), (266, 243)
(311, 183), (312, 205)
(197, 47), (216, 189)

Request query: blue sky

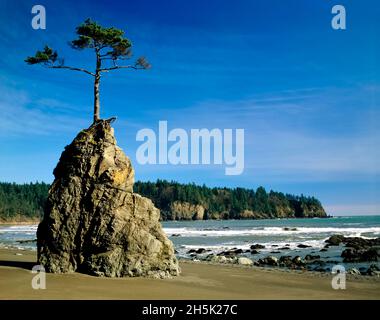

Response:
(0, 0), (379, 215)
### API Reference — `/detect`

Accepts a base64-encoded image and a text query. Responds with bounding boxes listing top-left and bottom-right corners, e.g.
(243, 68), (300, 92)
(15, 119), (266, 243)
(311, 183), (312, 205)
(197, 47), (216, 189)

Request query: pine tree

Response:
(25, 18), (150, 123)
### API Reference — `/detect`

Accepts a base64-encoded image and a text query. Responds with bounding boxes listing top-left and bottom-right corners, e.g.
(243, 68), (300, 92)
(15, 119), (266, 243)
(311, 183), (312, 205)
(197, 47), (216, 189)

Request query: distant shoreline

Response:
(0, 215), (334, 225)
(0, 218), (40, 225)
(0, 180), (328, 222)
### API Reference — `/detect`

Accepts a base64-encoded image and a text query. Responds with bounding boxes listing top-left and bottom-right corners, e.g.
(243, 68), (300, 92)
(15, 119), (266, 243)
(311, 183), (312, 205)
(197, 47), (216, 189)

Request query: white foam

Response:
(0, 225), (38, 233)
(177, 239), (327, 255)
(164, 226), (380, 237)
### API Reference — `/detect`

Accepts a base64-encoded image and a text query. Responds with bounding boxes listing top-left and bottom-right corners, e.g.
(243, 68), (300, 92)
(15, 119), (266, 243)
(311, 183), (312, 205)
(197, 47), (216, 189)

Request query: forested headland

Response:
(0, 180), (327, 222)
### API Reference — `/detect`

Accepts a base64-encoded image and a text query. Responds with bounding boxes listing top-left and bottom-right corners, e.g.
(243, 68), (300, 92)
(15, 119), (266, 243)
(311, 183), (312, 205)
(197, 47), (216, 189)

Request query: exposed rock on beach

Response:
(37, 120), (180, 278)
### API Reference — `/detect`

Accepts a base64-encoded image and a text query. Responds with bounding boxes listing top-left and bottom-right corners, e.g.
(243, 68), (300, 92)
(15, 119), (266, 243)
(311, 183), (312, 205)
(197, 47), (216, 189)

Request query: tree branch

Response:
(99, 65), (145, 72)
(47, 65), (95, 76)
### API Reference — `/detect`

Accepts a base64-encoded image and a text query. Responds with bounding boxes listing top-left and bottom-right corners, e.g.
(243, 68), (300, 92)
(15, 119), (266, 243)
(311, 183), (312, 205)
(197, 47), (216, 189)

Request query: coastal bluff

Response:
(37, 120), (180, 278)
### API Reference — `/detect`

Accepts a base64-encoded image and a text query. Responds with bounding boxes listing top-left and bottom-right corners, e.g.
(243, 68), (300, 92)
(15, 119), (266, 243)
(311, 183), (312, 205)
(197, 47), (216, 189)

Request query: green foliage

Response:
(25, 18), (150, 69)
(25, 45), (59, 65)
(0, 182), (49, 219)
(0, 181), (326, 221)
(70, 19), (132, 56)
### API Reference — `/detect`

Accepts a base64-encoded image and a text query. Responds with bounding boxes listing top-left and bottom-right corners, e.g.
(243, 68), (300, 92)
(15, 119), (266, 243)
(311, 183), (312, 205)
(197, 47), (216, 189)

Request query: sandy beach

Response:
(0, 248), (379, 300)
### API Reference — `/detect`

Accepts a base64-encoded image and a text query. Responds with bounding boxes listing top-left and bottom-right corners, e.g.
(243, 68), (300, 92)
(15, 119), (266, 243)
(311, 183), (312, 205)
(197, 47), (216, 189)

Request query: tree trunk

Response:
(93, 50), (101, 123)
(93, 74), (100, 122)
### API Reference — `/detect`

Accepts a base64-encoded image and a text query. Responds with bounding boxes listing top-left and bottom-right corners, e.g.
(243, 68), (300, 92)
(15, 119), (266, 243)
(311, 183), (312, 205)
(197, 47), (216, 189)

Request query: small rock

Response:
(259, 256), (278, 266)
(297, 244), (312, 248)
(325, 234), (345, 246)
(250, 244), (265, 250)
(304, 254), (321, 261)
(279, 256), (293, 266)
(347, 268), (361, 275)
(341, 248), (379, 262)
(209, 255), (228, 264)
(292, 256), (305, 265)
(366, 264), (380, 276)
(237, 257), (253, 266)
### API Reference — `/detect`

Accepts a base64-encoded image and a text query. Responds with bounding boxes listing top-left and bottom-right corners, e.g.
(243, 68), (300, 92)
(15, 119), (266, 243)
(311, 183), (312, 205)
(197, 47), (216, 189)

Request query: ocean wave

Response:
(164, 226), (380, 237)
(0, 225), (38, 233)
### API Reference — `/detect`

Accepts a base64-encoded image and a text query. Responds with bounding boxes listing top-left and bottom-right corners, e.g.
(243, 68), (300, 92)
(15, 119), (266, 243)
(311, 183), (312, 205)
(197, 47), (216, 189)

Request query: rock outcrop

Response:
(37, 120), (180, 278)
(169, 201), (205, 220)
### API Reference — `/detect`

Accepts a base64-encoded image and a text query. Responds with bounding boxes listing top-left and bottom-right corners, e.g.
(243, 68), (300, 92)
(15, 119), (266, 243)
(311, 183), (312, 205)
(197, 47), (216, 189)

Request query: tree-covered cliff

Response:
(0, 180), (326, 222)
(0, 182), (49, 222)
(134, 180), (327, 220)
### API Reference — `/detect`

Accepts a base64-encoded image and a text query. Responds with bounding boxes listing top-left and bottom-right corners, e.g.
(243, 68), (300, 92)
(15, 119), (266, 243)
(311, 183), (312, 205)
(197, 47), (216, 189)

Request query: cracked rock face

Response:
(37, 120), (180, 278)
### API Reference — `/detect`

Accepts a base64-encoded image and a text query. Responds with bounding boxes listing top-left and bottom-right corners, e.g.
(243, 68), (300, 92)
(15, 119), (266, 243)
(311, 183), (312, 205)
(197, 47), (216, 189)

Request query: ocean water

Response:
(1, 216), (379, 270)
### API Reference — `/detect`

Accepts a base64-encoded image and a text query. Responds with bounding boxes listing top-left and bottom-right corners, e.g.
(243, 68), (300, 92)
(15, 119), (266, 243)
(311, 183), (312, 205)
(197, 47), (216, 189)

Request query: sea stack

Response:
(37, 120), (180, 278)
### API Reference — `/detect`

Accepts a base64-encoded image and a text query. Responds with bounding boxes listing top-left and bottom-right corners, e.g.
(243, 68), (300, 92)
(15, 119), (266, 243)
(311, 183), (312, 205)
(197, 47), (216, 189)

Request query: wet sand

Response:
(0, 248), (379, 300)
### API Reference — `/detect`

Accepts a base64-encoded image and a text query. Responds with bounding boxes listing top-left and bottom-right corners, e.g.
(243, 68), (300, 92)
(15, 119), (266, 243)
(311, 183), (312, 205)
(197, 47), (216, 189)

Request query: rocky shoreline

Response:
(183, 234), (380, 277)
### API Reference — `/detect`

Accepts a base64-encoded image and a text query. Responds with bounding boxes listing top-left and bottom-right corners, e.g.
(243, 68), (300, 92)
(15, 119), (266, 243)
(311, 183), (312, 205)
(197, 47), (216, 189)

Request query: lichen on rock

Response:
(37, 120), (180, 278)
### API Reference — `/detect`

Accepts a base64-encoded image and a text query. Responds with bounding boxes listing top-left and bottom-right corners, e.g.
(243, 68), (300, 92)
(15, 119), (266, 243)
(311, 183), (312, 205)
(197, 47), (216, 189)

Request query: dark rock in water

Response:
(37, 121), (180, 278)
(278, 247), (289, 250)
(341, 247), (379, 262)
(270, 251), (281, 254)
(283, 227), (297, 231)
(366, 264), (380, 276)
(250, 244), (265, 250)
(279, 256), (293, 266)
(195, 248), (207, 254)
(320, 248), (328, 252)
(292, 256), (305, 265)
(297, 244), (312, 248)
(304, 254), (321, 261)
(347, 268), (361, 275)
(343, 237), (380, 250)
(17, 239), (37, 244)
(258, 256), (278, 266)
(326, 235), (380, 250)
(171, 234), (181, 237)
(250, 249), (260, 255)
(218, 249), (239, 257)
(325, 234), (345, 246)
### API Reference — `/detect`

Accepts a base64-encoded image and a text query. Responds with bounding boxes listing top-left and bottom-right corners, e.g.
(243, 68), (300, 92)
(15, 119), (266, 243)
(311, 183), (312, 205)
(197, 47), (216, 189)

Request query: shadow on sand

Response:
(0, 260), (36, 270)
